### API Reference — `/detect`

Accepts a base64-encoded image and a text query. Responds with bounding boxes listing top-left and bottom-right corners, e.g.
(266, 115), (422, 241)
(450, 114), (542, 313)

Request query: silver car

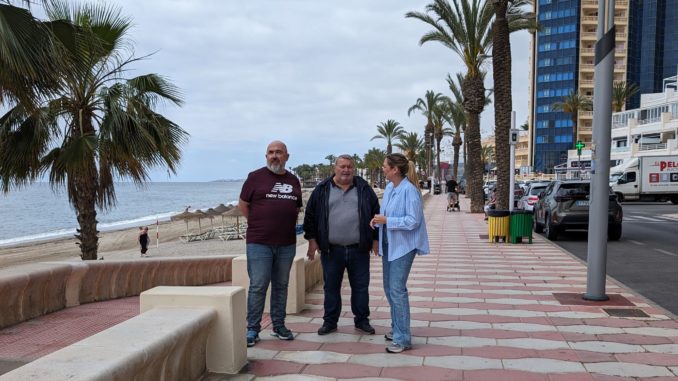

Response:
(518, 182), (550, 212)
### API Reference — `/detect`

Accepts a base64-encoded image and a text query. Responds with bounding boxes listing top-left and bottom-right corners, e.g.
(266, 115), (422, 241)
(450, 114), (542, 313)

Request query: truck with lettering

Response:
(609, 155), (678, 203)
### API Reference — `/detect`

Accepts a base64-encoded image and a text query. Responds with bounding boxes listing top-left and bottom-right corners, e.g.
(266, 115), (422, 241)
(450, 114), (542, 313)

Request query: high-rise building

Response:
(529, 0), (631, 173)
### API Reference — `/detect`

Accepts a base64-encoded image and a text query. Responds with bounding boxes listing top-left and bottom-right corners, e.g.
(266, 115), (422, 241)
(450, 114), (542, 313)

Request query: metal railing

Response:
(638, 117), (661, 125)
(639, 143), (667, 151)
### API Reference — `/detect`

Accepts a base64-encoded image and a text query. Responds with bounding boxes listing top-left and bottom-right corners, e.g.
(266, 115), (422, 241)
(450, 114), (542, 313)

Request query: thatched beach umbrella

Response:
(193, 210), (209, 233)
(222, 207), (245, 236)
(213, 203), (233, 227)
(170, 209), (195, 234)
(205, 208), (221, 229)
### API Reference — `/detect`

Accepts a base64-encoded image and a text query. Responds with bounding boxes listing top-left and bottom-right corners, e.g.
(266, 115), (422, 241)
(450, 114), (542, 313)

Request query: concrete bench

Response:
(1, 286), (247, 380)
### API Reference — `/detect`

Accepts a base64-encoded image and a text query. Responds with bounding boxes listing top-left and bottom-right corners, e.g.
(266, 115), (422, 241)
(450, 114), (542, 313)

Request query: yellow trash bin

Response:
(487, 210), (510, 243)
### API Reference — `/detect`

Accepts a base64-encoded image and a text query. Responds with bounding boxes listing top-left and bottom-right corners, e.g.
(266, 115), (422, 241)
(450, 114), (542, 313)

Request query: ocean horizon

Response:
(0, 181), (245, 247)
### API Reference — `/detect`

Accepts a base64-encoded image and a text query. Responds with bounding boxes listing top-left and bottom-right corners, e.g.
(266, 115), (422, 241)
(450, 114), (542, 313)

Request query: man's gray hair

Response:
(334, 154), (355, 165)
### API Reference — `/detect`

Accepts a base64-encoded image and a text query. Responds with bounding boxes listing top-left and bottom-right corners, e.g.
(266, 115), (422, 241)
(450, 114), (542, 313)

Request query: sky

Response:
(106, 0), (532, 181)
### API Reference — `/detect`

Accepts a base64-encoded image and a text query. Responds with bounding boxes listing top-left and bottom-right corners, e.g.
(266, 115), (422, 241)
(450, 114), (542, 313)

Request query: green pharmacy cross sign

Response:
(575, 140), (585, 155)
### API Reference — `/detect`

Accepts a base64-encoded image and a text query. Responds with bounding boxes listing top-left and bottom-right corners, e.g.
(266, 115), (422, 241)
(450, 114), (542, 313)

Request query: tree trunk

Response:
(453, 132), (462, 180)
(387, 142), (392, 155)
(436, 137), (442, 181)
(492, 0), (512, 211)
(425, 120), (433, 178)
(462, 74), (486, 213)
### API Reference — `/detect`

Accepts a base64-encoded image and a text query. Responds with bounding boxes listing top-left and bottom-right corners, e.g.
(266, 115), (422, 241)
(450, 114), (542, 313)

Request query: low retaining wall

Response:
(0, 256), (238, 329)
(232, 243), (323, 314)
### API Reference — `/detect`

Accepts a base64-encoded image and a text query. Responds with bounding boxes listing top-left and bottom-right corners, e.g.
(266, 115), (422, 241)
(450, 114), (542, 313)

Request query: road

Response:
(546, 202), (678, 316)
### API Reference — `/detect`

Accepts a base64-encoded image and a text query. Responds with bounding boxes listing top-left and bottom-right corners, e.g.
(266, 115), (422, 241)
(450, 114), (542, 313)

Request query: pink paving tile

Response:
(462, 329), (527, 339)
(598, 333), (673, 345)
(582, 318), (645, 328)
(548, 373), (595, 381)
(461, 315), (524, 324)
(575, 350), (617, 363)
(381, 366), (462, 381)
(411, 312), (465, 322)
(615, 352), (678, 366)
(304, 363), (382, 379)
(539, 349), (582, 362)
(411, 326), (460, 337)
(463, 369), (549, 381)
(286, 322), (322, 333)
(462, 346), (538, 359)
(320, 342), (388, 355)
(408, 344), (463, 356)
(647, 320), (678, 329)
(256, 339), (323, 351)
(561, 332), (599, 342)
(245, 359), (305, 377)
(591, 375), (637, 381)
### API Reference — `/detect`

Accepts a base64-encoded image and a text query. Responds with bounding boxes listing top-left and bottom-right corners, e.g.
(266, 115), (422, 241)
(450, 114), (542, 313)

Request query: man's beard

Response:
(267, 162), (285, 174)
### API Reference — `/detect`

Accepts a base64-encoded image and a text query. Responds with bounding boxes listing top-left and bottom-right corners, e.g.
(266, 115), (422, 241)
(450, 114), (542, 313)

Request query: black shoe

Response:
(317, 324), (337, 335)
(271, 326), (294, 340)
(355, 321), (375, 334)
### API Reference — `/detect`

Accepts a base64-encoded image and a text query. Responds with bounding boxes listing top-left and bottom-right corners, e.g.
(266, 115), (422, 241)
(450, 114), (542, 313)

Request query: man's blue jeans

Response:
(246, 243), (296, 332)
(320, 245), (371, 326)
(382, 240), (416, 347)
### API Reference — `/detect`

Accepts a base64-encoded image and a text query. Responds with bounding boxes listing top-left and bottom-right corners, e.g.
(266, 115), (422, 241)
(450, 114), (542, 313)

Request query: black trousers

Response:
(320, 244), (371, 326)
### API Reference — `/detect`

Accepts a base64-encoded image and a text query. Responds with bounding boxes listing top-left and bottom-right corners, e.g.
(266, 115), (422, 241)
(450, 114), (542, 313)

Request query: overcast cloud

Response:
(107, 0), (532, 181)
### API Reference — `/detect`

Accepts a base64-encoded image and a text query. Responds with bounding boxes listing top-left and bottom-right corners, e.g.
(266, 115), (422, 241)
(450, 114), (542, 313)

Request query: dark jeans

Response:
(246, 243), (296, 332)
(320, 244), (371, 326)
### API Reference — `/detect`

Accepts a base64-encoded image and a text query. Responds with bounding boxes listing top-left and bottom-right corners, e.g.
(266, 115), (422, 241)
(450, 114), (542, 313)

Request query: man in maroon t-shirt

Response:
(238, 140), (302, 347)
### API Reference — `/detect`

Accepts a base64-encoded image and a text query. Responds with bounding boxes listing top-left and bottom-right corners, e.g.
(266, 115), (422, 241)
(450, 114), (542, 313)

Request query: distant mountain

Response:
(210, 179), (245, 183)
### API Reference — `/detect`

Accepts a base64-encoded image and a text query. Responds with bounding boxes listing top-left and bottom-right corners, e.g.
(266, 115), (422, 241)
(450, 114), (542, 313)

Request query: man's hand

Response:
(371, 240), (379, 256)
(307, 239), (319, 261)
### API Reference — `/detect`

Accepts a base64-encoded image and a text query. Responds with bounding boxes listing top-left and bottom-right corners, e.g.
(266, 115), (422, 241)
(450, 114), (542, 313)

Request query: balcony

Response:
(581, 48), (594, 55)
(580, 111), (593, 118)
(639, 143), (667, 151)
(579, 79), (594, 86)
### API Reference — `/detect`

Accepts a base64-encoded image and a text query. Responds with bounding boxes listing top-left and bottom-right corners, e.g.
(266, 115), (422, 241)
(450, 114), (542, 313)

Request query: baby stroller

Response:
(446, 191), (460, 212)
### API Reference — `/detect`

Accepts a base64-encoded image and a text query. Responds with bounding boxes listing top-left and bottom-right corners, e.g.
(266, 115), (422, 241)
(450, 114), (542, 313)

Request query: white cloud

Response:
(107, 0), (532, 180)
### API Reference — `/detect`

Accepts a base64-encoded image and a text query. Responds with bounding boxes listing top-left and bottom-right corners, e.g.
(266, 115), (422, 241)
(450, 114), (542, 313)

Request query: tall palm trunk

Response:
(425, 120), (433, 177)
(70, 115), (100, 260)
(453, 132), (462, 180)
(435, 136), (442, 181)
(462, 74), (486, 213)
(387, 142), (392, 154)
(492, 0), (512, 210)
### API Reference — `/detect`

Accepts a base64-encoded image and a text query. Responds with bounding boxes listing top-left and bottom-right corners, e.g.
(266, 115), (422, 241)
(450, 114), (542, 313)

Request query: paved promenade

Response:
(3, 194), (678, 380)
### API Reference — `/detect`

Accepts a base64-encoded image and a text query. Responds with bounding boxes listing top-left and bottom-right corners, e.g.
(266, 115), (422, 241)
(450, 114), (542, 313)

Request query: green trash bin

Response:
(510, 210), (533, 244)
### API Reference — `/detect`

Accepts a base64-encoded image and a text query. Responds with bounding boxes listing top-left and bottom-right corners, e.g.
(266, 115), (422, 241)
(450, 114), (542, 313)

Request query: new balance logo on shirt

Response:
(267, 182), (298, 200)
(271, 183), (294, 194)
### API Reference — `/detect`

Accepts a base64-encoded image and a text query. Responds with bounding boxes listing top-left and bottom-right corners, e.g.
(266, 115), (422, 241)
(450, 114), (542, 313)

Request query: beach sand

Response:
(0, 216), (308, 269)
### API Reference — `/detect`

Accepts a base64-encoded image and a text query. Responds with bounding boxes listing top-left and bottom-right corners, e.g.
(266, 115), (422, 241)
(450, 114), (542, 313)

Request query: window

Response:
(537, 120), (550, 129)
(555, 135), (573, 143)
(537, 105), (551, 113)
(627, 172), (636, 182)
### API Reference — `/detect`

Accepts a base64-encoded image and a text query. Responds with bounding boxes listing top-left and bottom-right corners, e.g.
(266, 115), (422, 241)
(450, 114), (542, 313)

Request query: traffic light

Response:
(575, 140), (585, 155)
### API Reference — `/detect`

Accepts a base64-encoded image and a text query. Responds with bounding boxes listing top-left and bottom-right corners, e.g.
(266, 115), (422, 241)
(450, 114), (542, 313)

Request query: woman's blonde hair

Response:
(407, 161), (419, 185)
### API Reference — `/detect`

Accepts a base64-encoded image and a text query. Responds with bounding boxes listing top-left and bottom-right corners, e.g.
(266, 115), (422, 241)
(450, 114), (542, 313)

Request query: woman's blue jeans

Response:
(382, 240), (416, 347)
(246, 243), (296, 332)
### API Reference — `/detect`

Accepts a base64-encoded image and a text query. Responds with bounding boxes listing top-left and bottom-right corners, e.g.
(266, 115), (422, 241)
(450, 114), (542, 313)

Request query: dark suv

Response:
(533, 180), (623, 241)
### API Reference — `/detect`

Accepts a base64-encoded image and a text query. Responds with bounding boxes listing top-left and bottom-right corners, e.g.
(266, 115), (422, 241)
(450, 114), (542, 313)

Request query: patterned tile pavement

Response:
(3, 195), (678, 380)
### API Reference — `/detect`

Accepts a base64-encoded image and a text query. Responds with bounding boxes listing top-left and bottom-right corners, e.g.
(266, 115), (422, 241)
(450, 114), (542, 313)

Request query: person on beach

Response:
(370, 153), (429, 353)
(303, 154), (380, 336)
(138, 227), (150, 257)
(238, 140), (302, 347)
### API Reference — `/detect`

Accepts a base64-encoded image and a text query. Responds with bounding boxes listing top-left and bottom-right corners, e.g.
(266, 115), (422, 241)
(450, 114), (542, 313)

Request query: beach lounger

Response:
(179, 233), (204, 243)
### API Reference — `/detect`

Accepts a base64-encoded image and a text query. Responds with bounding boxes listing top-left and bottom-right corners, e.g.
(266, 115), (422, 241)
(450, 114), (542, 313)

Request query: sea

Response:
(0, 181), (244, 247)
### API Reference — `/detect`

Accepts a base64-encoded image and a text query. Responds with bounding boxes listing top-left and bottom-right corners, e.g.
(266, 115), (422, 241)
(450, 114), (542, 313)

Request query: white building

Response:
(565, 77), (678, 172)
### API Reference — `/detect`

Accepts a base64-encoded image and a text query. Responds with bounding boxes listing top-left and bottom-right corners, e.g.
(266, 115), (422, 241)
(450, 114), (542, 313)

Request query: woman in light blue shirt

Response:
(370, 153), (429, 353)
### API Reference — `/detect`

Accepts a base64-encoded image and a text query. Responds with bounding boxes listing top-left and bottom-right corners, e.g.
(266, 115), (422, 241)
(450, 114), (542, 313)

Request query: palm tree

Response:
(446, 73), (468, 181)
(363, 148), (386, 187)
(551, 91), (592, 144)
(491, 0), (536, 210)
(0, 1), (65, 109)
(432, 98), (455, 181)
(612, 81), (640, 112)
(325, 154), (337, 167)
(481, 144), (495, 174)
(407, 0), (492, 213)
(0, 2), (188, 260)
(395, 131), (425, 164)
(407, 0), (534, 212)
(371, 119), (405, 154)
(407, 90), (446, 179)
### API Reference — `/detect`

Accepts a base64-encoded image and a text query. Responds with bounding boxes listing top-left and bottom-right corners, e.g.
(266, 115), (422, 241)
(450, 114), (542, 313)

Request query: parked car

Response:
(518, 182), (550, 211)
(533, 180), (623, 241)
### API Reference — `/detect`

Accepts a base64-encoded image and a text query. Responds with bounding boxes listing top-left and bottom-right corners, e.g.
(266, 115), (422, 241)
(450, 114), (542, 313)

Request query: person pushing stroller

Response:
(445, 176), (460, 212)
